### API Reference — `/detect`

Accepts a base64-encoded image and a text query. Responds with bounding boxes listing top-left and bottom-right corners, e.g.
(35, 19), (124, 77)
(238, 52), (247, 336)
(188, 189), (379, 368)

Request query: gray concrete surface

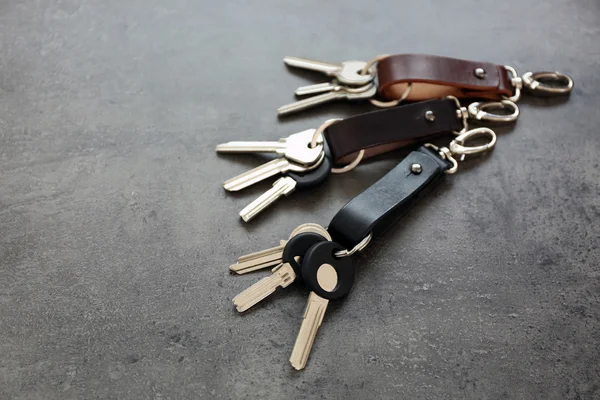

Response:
(1, 0), (599, 399)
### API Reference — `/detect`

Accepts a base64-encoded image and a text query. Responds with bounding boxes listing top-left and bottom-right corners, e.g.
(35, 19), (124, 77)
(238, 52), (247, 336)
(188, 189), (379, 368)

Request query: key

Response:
(239, 153), (332, 222)
(216, 129), (323, 166)
(289, 241), (355, 370)
(222, 151), (324, 192)
(277, 83), (377, 116)
(223, 157), (303, 192)
(229, 223), (331, 274)
(232, 232), (329, 312)
(295, 82), (340, 96)
(283, 57), (373, 86)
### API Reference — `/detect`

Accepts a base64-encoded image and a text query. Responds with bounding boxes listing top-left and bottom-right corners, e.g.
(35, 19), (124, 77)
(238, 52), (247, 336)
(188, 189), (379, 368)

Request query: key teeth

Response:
(238, 177), (297, 222)
(232, 264), (297, 312)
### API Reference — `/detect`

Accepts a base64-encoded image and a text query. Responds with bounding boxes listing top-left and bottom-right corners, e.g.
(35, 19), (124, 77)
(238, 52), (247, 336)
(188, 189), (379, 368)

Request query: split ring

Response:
(311, 118), (364, 174)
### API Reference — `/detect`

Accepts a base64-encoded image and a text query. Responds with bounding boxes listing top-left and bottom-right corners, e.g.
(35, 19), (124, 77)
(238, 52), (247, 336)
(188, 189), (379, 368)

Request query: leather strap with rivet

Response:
(278, 54), (573, 115)
(376, 54), (515, 102)
(327, 146), (452, 249)
(328, 126), (497, 250)
(324, 98), (463, 166)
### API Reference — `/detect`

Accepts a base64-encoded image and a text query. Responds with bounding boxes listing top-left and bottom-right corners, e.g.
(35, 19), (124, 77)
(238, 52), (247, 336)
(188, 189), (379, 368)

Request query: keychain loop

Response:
(522, 71), (574, 95)
(331, 150), (364, 174)
(360, 54), (413, 109)
(359, 54), (389, 76)
(334, 232), (372, 258)
(311, 118), (364, 174)
(467, 100), (520, 122)
(369, 83), (412, 108)
(504, 65), (522, 102)
(424, 143), (459, 174)
(310, 118), (340, 149)
(446, 95), (469, 134)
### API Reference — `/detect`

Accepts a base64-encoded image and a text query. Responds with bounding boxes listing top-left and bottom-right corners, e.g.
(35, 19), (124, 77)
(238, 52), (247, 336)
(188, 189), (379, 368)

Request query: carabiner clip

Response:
(425, 127), (497, 175)
(522, 71), (574, 96)
(449, 127), (497, 156)
(467, 100), (520, 123)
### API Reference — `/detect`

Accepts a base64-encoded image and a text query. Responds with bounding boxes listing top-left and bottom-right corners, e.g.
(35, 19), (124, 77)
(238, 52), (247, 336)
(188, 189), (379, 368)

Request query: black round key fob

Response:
(301, 241), (355, 300)
(282, 232), (329, 278)
(286, 152), (332, 190)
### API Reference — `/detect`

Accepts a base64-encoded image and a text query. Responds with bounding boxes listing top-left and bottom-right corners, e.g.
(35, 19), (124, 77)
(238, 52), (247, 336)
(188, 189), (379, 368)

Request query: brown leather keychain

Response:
(277, 54), (574, 116)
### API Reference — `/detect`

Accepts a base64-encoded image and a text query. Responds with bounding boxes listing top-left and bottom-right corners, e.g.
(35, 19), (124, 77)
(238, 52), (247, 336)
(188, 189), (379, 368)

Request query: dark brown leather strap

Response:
(324, 98), (462, 165)
(377, 54), (514, 101)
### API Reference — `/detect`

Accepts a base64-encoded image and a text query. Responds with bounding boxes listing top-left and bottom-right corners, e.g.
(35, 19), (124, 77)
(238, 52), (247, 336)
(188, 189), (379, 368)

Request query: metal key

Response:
(290, 292), (330, 370)
(277, 83), (377, 116)
(283, 57), (373, 86)
(232, 232), (330, 312)
(295, 81), (340, 96)
(221, 150), (325, 192)
(289, 241), (355, 370)
(239, 153), (332, 222)
(229, 223), (330, 274)
(216, 129), (323, 166)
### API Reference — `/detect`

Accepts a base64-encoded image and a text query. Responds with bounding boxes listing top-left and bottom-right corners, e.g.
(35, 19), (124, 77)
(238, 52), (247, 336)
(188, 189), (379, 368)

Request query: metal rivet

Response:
(411, 163), (422, 174)
(474, 67), (486, 79)
(425, 111), (435, 121)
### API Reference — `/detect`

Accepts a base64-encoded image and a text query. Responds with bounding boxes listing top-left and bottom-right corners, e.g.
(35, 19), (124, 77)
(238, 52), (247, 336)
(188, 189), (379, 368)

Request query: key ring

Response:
(334, 232), (372, 258)
(369, 84), (412, 108)
(311, 118), (364, 174)
(359, 54), (412, 108)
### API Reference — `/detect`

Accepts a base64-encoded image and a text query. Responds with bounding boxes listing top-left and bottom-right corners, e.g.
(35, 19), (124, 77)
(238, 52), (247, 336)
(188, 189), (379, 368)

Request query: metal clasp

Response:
(522, 71), (574, 96)
(504, 65), (523, 102)
(449, 127), (497, 157)
(424, 127), (496, 175)
(467, 100), (520, 122)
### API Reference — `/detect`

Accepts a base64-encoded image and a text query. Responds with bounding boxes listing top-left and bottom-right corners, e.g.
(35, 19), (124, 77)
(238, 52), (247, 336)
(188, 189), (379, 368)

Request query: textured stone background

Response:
(1, 1), (599, 399)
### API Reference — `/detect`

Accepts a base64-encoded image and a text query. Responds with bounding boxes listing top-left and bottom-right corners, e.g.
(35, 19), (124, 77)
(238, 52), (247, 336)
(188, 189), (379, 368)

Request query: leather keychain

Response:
(226, 129), (497, 370)
(217, 95), (498, 221)
(277, 54), (574, 115)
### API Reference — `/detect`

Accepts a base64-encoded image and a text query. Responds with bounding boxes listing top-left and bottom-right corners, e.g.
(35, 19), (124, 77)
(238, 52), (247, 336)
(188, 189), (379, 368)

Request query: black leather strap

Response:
(327, 146), (451, 249)
(324, 99), (462, 165)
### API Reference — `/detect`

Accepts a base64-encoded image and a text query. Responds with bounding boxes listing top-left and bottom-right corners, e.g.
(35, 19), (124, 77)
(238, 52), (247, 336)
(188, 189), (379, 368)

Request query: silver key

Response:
(232, 226), (332, 312)
(230, 239), (288, 274)
(295, 82), (340, 96)
(239, 177), (296, 222)
(216, 129), (323, 166)
(223, 155), (320, 192)
(233, 263), (297, 312)
(277, 83), (378, 116)
(229, 223), (330, 274)
(283, 57), (373, 86)
(289, 281), (336, 370)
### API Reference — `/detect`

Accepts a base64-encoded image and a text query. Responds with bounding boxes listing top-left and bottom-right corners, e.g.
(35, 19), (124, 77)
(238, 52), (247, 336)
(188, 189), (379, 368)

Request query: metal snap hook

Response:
(449, 127), (497, 156)
(467, 100), (520, 122)
(522, 71), (574, 95)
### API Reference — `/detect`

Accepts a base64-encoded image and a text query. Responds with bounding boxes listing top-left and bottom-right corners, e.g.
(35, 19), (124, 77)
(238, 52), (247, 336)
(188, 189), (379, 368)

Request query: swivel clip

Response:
(426, 127), (497, 174)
